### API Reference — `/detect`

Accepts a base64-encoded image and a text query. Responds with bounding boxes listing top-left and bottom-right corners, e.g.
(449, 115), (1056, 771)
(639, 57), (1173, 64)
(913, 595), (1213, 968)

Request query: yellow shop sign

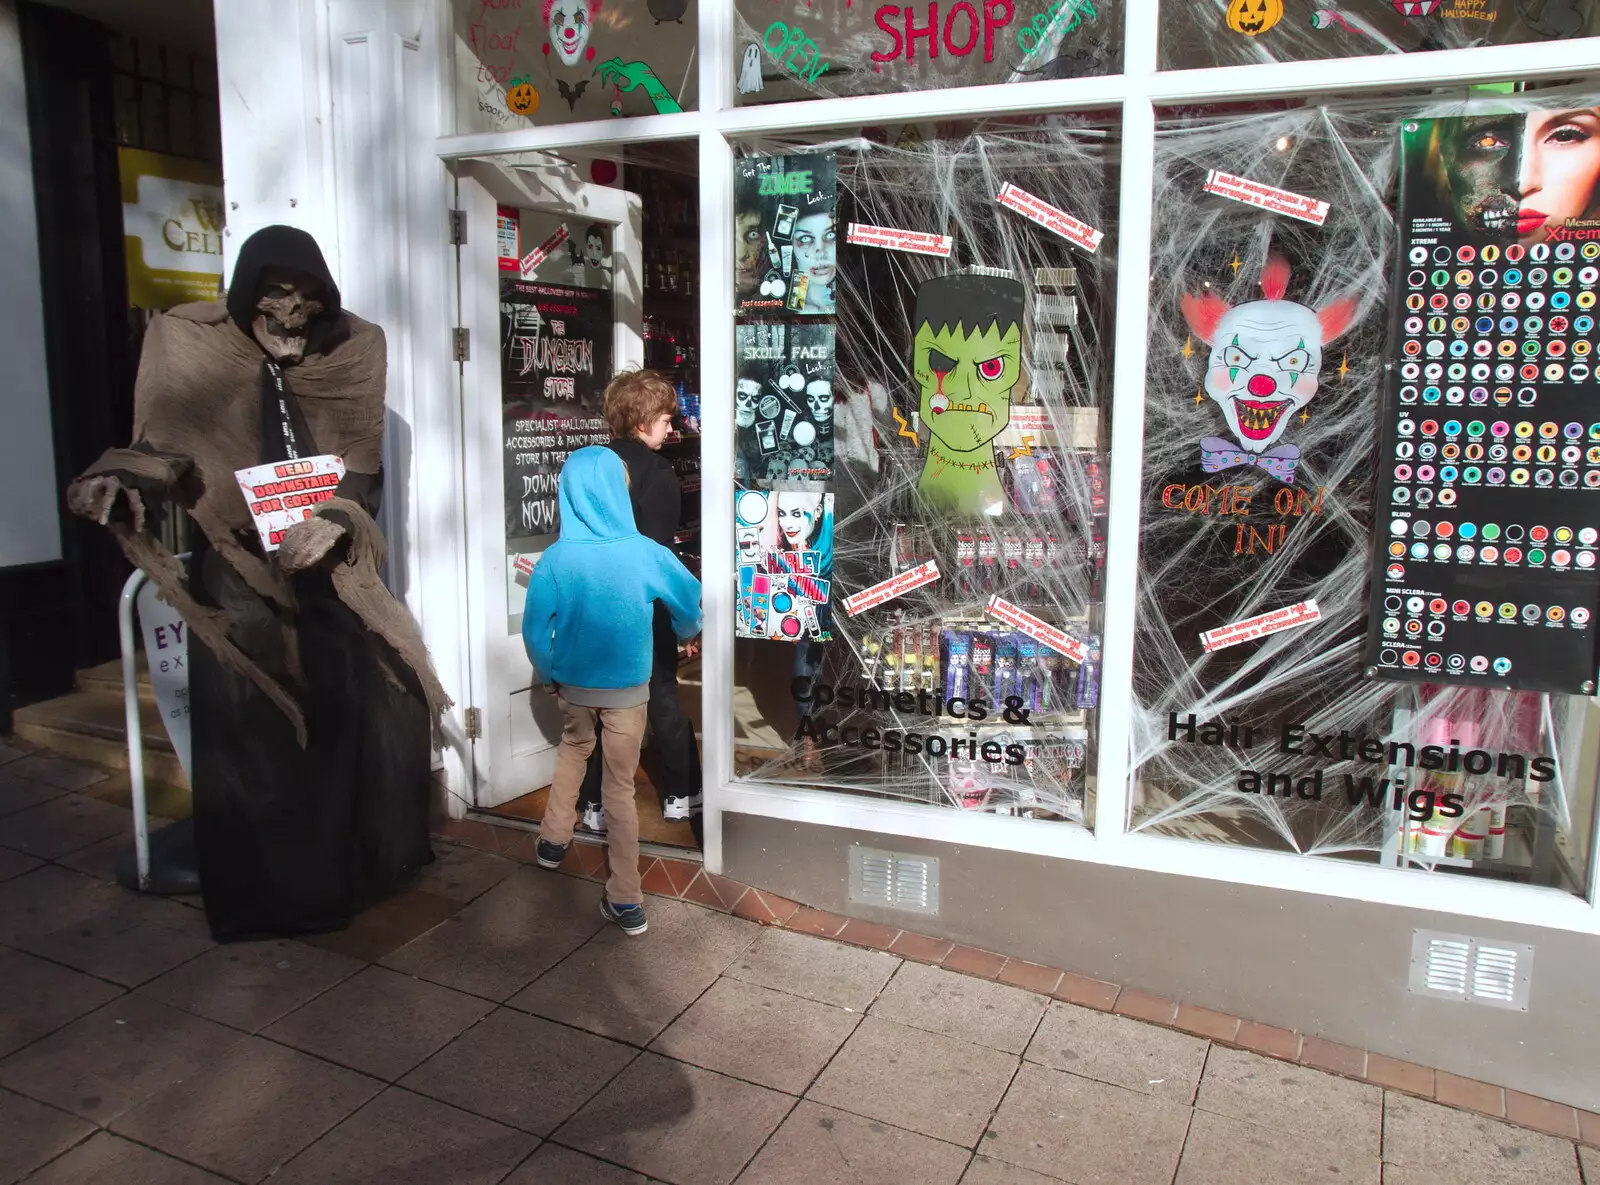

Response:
(119, 148), (225, 310)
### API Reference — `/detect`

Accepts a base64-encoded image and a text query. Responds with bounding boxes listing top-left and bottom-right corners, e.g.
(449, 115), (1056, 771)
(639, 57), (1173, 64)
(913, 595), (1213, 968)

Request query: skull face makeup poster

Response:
(735, 152), (838, 315)
(735, 322), (835, 482)
(735, 485), (834, 641)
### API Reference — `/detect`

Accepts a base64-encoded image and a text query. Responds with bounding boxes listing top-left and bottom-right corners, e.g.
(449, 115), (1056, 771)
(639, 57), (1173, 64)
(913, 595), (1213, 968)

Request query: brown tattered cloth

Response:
(72, 301), (450, 744)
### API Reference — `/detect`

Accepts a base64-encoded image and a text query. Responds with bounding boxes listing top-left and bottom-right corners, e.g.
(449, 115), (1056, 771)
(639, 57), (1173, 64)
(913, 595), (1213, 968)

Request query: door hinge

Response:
(464, 707), (482, 739)
(448, 208), (467, 245)
(452, 327), (470, 362)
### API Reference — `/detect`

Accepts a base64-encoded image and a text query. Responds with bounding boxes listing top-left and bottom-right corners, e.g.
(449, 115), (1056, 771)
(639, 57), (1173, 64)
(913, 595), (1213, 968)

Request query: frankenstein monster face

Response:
(912, 274), (1023, 456)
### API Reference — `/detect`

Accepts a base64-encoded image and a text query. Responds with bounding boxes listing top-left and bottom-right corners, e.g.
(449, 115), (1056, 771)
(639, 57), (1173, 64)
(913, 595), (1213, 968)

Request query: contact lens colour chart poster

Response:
(1363, 115), (1600, 695)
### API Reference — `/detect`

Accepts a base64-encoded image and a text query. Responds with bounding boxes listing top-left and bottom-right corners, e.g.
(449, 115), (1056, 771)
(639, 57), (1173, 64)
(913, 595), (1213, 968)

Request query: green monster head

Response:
(912, 274), (1024, 456)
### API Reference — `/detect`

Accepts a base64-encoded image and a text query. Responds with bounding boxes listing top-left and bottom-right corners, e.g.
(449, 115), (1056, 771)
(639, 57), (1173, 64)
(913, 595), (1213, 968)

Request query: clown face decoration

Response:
(1181, 256), (1357, 484)
(253, 267), (326, 365)
(544, 0), (599, 67)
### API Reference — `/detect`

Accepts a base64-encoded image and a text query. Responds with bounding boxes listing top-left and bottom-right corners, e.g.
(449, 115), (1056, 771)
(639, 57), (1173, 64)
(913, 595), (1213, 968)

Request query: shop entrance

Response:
(456, 144), (704, 850)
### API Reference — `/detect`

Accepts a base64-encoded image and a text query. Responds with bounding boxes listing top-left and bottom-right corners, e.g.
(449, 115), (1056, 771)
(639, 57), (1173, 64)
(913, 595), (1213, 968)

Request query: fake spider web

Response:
(738, 117), (1118, 825)
(1131, 93), (1593, 888)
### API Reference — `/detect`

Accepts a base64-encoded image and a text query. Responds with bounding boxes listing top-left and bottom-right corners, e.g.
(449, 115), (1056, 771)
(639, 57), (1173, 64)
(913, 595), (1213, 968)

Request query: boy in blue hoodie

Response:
(522, 446), (702, 935)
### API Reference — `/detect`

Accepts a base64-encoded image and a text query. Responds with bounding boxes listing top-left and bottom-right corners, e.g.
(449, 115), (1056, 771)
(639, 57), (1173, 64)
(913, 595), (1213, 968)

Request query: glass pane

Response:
(735, 0), (1123, 105)
(1160, 4), (1600, 71)
(732, 120), (1117, 826)
(1131, 94), (1600, 895)
(452, 0), (698, 133)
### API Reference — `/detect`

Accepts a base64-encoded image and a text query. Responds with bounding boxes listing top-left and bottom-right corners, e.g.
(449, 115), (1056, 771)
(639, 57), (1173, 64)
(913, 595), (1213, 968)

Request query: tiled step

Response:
(12, 689), (187, 788)
(76, 657), (157, 707)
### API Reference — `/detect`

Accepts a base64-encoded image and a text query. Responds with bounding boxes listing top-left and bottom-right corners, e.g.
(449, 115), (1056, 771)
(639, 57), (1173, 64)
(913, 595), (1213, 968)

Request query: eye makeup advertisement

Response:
(1363, 108), (1600, 694)
(735, 485), (835, 641)
(734, 152), (838, 315)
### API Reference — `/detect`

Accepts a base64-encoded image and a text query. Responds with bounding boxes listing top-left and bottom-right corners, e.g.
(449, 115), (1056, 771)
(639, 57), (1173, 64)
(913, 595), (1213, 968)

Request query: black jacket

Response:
(607, 437), (681, 551)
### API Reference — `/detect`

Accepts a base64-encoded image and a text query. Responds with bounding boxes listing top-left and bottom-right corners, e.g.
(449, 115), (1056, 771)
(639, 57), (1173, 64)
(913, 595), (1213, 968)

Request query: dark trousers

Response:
(579, 606), (702, 831)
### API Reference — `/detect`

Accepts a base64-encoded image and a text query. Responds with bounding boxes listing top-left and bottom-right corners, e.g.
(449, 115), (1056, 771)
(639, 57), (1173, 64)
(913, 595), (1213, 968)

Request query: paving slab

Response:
(512, 899), (760, 1046)
(0, 994), (245, 1125)
(138, 937), (364, 1033)
(265, 964), (494, 1081)
(737, 1100), (970, 1185)
(960, 1155), (1066, 1183)
(17, 1131), (232, 1185)
(382, 868), (604, 1001)
(727, 928), (900, 1012)
(270, 1085), (539, 1185)
(0, 793), (130, 859)
(111, 1035), (383, 1183)
(0, 847), (42, 883)
(18, 888), (213, 988)
(556, 1052), (793, 1185)
(869, 961), (1049, 1056)
(1176, 1107), (1379, 1184)
(0, 1087), (95, 1185)
(983, 1062), (1191, 1185)
(0, 864), (117, 944)
(807, 1016), (1018, 1149)
(412, 842), (520, 903)
(0, 948), (123, 1061)
(0, 767), (67, 819)
(1382, 1091), (1582, 1185)
(502, 1143), (650, 1184)
(650, 977), (859, 1095)
(1025, 1000), (1210, 1104)
(298, 888), (463, 963)
(5, 753), (107, 791)
(1197, 1044), (1382, 1159)
(401, 1007), (636, 1136)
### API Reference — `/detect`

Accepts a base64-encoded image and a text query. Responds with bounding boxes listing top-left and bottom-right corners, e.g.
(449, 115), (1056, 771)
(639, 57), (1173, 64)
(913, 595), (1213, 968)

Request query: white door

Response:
(458, 159), (643, 808)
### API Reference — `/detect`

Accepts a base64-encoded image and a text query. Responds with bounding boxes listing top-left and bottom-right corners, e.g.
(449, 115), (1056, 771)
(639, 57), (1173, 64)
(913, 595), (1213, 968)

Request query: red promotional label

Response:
(846, 222), (954, 258)
(842, 559), (941, 616)
(995, 183), (1103, 253)
(984, 596), (1088, 663)
(1202, 170), (1330, 226)
(520, 224), (570, 275)
(1201, 599), (1322, 653)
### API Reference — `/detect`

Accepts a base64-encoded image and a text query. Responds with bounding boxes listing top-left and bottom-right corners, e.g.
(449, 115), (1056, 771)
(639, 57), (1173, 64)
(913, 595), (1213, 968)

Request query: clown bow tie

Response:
(1199, 437), (1300, 483)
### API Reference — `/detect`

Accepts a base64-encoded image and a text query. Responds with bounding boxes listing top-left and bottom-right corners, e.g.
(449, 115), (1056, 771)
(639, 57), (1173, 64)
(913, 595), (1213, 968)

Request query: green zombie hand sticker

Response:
(912, 274), (1024, 517)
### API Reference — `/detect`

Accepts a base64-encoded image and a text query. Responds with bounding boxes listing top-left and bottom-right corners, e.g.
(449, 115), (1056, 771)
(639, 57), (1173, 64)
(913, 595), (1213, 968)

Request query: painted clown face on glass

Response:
(1182, 257), (1357, 465)
(544, 0), (599, 66)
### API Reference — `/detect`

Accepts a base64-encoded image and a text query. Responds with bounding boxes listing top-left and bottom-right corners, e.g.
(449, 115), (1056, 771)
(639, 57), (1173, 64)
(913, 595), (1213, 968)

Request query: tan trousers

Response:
(542, 697), (648, 905)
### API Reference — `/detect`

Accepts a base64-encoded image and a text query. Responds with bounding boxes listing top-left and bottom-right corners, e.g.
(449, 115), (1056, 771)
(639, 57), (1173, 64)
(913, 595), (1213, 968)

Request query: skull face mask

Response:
(252, 267), (326, 365)
(806, 380), (833, 425)
(736, 378), (760, 428)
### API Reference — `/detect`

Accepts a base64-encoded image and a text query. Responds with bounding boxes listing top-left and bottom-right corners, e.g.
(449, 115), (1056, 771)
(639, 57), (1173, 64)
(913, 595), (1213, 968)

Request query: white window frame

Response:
(433, 1), (1600, 936)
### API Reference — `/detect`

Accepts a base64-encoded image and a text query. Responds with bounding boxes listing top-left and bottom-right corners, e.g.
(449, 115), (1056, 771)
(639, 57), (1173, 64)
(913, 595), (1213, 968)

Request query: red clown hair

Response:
(1182, 254), (1360, 345)
(542, 0), (601, 20)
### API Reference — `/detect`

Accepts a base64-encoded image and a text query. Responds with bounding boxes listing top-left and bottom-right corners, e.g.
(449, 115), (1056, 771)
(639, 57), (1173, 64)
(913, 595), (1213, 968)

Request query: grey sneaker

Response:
(535, 838), (567, 869)
(661, 794), (701, 821)
(600, 897), (648, 936)
(580, 804), (607, 834)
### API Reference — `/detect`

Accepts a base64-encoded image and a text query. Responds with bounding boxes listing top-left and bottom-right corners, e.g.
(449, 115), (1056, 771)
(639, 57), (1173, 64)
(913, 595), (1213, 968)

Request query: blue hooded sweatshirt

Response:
(522, 447), (702, 706)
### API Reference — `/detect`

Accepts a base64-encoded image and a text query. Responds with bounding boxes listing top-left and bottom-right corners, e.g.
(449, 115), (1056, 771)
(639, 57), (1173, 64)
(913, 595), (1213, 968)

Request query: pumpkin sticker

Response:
(506, 75), (540, 116)
(1225, 0), (1283, 34)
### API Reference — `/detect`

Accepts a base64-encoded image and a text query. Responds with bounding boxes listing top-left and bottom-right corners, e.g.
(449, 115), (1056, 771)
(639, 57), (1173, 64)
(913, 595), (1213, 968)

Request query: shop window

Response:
(1131, 94), (1600, 895)
(732, 0), (1122, 106)
(453, 0), (698, 132)
(731, 120), (1117, 826)
(1159, 1), (1598, 72)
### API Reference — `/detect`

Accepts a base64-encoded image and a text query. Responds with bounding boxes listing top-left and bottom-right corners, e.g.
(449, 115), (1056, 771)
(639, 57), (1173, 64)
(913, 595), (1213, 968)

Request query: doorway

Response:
(456, 140), (704, 852)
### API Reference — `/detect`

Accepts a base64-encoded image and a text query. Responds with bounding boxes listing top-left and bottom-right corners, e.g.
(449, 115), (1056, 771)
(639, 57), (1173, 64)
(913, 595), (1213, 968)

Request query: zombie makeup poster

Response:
(735, 322), (836, 482)
(911, 272), (1025, 517)
(735, 152), (838, 315)
(735, 484), (835, 641)
(499, 278), (613, 414)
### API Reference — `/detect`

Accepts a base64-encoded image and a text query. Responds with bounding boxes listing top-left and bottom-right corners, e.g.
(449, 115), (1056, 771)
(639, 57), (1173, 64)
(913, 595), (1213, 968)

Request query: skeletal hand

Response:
(67, 475), (146, 532)
(276, 516), (346, 572)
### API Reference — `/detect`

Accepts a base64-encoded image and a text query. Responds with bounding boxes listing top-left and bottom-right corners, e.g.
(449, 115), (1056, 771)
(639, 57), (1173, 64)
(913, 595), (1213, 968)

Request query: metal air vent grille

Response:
(1408, 930), (1532, 1011)
(848, 846), (939, 915)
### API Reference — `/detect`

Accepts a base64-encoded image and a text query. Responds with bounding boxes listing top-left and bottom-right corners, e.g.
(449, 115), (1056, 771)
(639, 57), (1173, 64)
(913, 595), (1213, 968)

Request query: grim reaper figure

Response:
(67, 226), (450, 942)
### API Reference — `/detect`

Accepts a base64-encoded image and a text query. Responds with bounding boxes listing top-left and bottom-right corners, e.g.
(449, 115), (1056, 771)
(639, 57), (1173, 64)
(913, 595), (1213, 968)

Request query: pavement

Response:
(1, 741), (1596, 1185)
